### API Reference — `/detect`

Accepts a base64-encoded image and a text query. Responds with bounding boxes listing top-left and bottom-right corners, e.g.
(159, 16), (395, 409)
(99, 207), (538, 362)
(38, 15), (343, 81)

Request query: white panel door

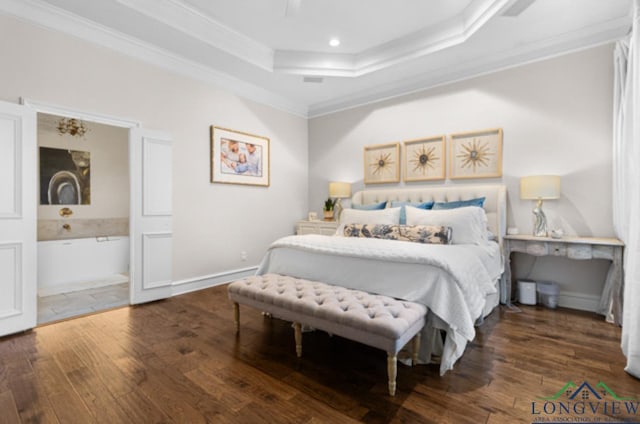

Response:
(0, 101), (36, 337)
(129, 128), (173, 304)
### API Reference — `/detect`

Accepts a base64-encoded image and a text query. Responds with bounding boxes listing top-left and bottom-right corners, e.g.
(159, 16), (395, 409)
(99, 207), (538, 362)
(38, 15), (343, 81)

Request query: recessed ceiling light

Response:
(329, 38), (340, 47)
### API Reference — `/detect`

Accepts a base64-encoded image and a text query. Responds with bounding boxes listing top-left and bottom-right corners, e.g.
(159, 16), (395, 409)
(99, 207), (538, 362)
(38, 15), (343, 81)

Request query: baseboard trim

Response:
(557, 291), (600, 313)
(171, 266), (259, 297)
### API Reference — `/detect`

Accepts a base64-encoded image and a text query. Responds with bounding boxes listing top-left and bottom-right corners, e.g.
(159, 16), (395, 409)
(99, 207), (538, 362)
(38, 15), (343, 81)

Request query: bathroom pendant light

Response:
(57, 117), (89, 138)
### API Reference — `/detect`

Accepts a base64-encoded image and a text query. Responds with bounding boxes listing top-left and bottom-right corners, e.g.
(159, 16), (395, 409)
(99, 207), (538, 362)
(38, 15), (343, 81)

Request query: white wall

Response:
(37, 115), (129, 220)
(309, 45), (615, 310)
(0, 15), (308, 283)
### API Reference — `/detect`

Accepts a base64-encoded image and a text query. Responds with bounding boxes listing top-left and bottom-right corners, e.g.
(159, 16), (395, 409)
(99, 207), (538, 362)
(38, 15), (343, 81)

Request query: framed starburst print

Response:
(403, 136), (445, 182)
(449, 128), (502, 179)
(363, 143), (400, 184)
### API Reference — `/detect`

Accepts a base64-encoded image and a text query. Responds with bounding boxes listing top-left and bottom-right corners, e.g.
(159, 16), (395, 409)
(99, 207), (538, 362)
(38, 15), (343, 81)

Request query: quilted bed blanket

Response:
(256, 234), (502, 374)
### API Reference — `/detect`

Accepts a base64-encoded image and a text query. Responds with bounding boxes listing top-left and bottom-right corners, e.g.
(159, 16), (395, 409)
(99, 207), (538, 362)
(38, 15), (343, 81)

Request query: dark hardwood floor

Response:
(0, 284), (638, 423)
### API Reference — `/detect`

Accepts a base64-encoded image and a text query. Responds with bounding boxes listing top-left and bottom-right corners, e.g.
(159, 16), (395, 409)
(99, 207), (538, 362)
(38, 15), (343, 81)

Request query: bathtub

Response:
(38, 236), (129, 297)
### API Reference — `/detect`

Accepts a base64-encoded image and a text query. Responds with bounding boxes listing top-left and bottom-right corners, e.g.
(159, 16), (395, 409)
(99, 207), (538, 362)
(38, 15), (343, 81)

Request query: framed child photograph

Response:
(210, 126), (270, 187)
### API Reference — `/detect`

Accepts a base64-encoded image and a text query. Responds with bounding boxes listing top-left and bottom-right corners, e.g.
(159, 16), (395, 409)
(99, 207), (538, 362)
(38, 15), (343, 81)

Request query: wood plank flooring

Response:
(1, 284), (638, 423)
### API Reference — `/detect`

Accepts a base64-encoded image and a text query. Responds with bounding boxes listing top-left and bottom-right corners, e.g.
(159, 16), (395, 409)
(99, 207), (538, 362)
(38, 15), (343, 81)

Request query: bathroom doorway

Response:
(36, 113), (130, 324)
(0, 98), (172, 337)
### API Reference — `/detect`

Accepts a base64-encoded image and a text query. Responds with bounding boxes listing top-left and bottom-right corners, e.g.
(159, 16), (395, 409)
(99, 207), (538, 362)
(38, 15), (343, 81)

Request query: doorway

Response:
(36, 113), (130, 324)
(0, 98), (173, 338)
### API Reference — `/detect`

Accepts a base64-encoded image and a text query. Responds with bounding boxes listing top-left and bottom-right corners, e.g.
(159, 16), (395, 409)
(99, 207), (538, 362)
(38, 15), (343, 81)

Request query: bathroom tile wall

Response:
(38, 218), (129, 241)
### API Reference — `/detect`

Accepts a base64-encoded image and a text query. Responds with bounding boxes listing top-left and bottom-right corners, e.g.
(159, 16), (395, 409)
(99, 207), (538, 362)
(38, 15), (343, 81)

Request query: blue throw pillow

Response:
(390, 200), (435, 224)
(432, 197), (485, 210)
(352, 201), (387, 210)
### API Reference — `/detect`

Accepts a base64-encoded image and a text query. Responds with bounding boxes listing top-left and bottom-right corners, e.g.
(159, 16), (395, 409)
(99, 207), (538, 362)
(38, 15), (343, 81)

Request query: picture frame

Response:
(39, 147), (91, 205)
(403, 135), (446, 182)
(449, 128), (502, 179)
(363, 143), (400, 184)
(210, 126), (270, 186)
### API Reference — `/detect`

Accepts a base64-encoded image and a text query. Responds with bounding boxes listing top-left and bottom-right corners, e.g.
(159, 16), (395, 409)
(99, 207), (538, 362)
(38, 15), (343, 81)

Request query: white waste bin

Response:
(517, 280), (537, 305)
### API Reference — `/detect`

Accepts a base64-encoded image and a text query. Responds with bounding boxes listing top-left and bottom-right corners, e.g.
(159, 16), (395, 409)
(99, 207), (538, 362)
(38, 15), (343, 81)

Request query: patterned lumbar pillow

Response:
(343, 223), (452, 245)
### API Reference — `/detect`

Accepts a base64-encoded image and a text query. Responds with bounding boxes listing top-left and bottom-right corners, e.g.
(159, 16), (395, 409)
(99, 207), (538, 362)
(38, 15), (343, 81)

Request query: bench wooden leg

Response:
(233, 302), (239, 334)
(387, 353), (397, 396)
(411, 332), (421, 366)
(293, 322), (302, 357)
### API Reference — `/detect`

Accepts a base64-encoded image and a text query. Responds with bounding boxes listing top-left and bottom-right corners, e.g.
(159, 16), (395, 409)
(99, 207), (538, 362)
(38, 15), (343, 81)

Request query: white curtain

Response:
(617, 0), (640, 378)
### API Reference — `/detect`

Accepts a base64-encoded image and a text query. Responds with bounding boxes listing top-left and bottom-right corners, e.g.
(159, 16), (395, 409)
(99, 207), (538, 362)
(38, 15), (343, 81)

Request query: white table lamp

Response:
(329, 181), (352, 220)
(520, 175), (561, 237)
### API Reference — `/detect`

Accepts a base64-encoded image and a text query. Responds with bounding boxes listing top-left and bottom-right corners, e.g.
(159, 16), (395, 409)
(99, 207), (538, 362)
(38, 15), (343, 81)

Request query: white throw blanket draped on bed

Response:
(256, 234), (500, 374)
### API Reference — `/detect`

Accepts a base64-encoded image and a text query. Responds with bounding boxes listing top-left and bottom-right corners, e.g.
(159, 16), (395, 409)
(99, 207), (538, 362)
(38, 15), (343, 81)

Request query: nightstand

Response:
(296, 220), (339, 236)
(503, 234), (624, 323)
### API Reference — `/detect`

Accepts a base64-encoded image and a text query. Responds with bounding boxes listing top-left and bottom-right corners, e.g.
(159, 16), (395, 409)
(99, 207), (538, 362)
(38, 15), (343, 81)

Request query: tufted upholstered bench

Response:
(227, 273), (427, 395)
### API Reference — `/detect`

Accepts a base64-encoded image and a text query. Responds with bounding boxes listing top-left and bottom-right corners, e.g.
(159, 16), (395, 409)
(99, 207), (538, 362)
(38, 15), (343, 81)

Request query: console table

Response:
(503, 235), (624, 324)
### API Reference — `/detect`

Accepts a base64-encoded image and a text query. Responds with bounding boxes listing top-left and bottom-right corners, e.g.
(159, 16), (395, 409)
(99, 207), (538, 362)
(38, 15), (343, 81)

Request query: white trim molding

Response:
(115, 0), (274, 72)
(0, 114), (22, 218)
(21, 98), (142, 128)
(118, 0), (510, 78)
(1, 0), (632, 119)
(308, 16), (630, 117)
(3, 0), (308, 117)
(142, 232), (173, 290)
(142, 137), (173, 216)
(171, 266), (259, 297)
(557, 291), (600, 313)
(275, 0), (511, 77)
(0, 242), (23, 319)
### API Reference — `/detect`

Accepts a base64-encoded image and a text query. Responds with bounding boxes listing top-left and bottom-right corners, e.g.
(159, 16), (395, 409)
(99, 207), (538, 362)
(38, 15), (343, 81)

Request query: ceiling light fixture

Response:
(329, 38), (340, 47)
(56, 117), (89, 138)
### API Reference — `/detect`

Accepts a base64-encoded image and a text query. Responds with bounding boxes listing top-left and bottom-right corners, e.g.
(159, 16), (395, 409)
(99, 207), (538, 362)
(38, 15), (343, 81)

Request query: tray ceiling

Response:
(0, 0), (632, 117)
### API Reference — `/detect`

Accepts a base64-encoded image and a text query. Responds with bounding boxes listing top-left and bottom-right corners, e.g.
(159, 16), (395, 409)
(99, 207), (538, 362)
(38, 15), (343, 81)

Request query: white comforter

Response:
(256, 234), (503, 374)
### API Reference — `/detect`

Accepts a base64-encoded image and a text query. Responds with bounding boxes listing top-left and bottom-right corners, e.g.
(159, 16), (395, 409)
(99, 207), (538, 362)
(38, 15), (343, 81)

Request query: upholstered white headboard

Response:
(352, 184), (507, 245)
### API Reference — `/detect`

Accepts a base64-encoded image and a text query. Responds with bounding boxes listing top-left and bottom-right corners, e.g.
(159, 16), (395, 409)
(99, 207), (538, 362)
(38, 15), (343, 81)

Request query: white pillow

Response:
(404, 206), (488, 245)
(336, 207), (401, 235)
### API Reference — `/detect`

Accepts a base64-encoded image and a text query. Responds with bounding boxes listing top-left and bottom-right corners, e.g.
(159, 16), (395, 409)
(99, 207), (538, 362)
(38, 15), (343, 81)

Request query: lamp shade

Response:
(329, 181), (352, 198)
(520, 175), (561, 200)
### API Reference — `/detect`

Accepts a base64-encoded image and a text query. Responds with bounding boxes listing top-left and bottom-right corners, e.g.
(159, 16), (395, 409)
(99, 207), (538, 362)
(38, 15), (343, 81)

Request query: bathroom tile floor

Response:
(38, 282), (129, 324)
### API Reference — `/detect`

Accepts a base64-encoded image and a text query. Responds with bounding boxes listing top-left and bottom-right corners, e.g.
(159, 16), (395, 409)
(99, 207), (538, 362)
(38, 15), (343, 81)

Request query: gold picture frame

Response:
(210, 126), (270, 187)
(449, 128), (502, 179)
(363, 143), (400, 184)
(403, 135), (445, 182)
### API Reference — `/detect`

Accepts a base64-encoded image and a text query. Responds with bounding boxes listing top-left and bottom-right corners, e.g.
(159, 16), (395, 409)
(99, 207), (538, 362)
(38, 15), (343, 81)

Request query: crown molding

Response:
(108, 0), (511, 78)
(20, 98), (142, 128)
(115, 0), (274, 72)
(0, 0), (631, 120)
(0, 0), (309, 117)
(277, 0), (511, 77)
(308, 16), (631, 118)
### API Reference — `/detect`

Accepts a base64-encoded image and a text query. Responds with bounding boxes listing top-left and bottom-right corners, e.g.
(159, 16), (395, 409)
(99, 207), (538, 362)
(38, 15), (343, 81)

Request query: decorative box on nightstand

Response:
(296, 220), (338, 236)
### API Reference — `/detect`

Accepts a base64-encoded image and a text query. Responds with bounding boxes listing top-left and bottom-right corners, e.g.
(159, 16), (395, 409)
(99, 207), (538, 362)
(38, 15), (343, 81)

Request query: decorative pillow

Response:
(432, 197), (485, 210)
(405, 205), (488, 245)
(343, 223), (452, 245)
(390, 200), (435, 225)
(351, 201), (387, 210)
(335, 207), (401, 235)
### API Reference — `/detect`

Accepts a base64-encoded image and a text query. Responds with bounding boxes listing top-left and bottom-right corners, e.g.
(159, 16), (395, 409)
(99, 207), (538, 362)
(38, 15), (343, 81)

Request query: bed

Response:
(256, 184), (507, 375)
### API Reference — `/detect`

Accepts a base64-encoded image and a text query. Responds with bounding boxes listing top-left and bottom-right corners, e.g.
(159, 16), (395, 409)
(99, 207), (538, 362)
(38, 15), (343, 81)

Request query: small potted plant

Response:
(323, 198), (335, 221)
